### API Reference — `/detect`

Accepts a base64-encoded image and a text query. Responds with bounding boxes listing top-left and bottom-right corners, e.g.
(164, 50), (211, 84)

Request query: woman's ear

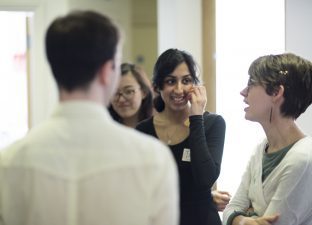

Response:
(140, 89), (147, 100)
(272, 85), (285, 102)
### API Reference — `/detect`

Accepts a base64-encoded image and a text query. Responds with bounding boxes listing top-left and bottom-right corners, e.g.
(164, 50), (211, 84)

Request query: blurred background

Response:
(0, 0), (311, 203)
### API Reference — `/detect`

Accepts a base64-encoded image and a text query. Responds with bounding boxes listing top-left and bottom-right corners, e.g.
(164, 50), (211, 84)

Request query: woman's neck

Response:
(263, 118), (305, 153)
(154, 108), (190, 145)
(160, 107), (189, 124)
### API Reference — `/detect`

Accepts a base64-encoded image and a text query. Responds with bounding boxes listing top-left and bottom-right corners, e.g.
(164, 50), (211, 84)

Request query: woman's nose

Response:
(116, 93), (127, 102)
(240, 87), (248, 97)
(174, 82), (184, 93)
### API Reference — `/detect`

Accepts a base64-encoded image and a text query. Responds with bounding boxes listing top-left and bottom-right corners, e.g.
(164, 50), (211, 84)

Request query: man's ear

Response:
(98, 60), (115, 85)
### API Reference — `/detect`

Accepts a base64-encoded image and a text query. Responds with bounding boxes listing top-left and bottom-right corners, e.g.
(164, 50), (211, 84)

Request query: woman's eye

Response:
(124, 89), (135, 95)
(182, 78), (193, 84)
(164, 79), (175, 85)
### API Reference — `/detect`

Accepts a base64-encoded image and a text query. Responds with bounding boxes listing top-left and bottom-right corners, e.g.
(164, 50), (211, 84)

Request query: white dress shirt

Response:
(0, 101), (179, 225)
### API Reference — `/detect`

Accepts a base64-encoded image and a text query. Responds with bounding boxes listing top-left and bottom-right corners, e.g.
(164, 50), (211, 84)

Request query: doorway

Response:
(0, 11), (33, 149)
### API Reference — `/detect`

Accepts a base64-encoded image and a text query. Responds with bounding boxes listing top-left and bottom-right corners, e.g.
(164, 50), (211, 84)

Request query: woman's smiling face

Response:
(111, 72), (145, 119)
(160, 62), (194, 112)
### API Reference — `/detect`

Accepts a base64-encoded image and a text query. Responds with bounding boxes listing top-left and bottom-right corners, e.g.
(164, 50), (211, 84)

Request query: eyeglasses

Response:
(247, 78), (257, 87)
(245, 78), (258, 93)
(113, 88), (138, 102)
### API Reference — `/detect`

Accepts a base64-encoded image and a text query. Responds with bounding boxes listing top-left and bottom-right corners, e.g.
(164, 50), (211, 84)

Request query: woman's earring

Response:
(269, 107), (273, 123)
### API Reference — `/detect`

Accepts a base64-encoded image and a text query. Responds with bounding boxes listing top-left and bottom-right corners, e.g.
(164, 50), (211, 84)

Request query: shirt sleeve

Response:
(188, 113), (226, 190)
(222, 158), (253, 225)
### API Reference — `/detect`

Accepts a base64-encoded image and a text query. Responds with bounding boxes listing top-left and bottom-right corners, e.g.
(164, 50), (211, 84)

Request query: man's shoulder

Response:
(0, 134), (31, 167)
(116, 123), (165, 151)
(107, 124), (174, 170)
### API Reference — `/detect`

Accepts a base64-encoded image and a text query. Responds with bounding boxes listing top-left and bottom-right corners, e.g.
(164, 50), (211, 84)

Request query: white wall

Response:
(132, 0), (157, 78)
(286, 0), (312, 135)
(216, 0), (285, 196)
(157, 0), (203, 70)
(68, 0), (132, 61)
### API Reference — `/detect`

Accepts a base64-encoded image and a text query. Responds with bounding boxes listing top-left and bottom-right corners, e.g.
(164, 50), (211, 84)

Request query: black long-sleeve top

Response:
(136, 112), (226, 225)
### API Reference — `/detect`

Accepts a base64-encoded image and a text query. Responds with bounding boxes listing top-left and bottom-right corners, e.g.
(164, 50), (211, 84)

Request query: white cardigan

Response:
(223, 136), (312, 225)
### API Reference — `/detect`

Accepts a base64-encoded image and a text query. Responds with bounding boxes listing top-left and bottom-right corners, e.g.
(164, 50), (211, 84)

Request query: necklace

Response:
(154, 113), (190, 145)
(161, 123), (190, 145)
(165, 125), (179, 145)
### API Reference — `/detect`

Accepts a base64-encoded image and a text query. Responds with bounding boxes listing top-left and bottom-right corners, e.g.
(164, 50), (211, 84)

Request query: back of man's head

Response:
(45, 10), (120, 91)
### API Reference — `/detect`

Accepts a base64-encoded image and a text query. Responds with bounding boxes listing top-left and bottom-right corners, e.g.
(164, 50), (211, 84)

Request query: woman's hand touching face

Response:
(187, 85), (207, 116)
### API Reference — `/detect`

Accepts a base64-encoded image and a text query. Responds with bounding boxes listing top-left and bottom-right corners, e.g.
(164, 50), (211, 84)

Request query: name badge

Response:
(182, 148), (191, 162)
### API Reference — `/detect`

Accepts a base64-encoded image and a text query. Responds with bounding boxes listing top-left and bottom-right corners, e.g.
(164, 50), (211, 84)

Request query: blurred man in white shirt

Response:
(0, 10), (179, 225)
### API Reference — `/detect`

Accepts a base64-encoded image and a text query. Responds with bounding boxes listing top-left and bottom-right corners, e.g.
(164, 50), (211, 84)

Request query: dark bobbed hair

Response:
(109, 63), (153, 124)
(152, 48), (200, 112)
(45, 10), (120, 91)
(248, 53), (312, 119)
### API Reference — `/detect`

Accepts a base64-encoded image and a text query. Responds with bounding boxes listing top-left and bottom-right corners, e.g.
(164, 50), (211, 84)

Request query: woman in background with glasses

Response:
(109, 63), (153, 128)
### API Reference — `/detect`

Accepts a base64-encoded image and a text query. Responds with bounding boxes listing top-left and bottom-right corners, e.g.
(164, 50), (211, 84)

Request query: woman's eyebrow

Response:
(166, 74), (191, 78)
(119, 85), (136, 90)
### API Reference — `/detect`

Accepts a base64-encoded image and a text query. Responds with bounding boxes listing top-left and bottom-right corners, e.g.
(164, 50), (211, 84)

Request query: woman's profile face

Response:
(240, 81), (273, 123)
(111, 72), (146, 120)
